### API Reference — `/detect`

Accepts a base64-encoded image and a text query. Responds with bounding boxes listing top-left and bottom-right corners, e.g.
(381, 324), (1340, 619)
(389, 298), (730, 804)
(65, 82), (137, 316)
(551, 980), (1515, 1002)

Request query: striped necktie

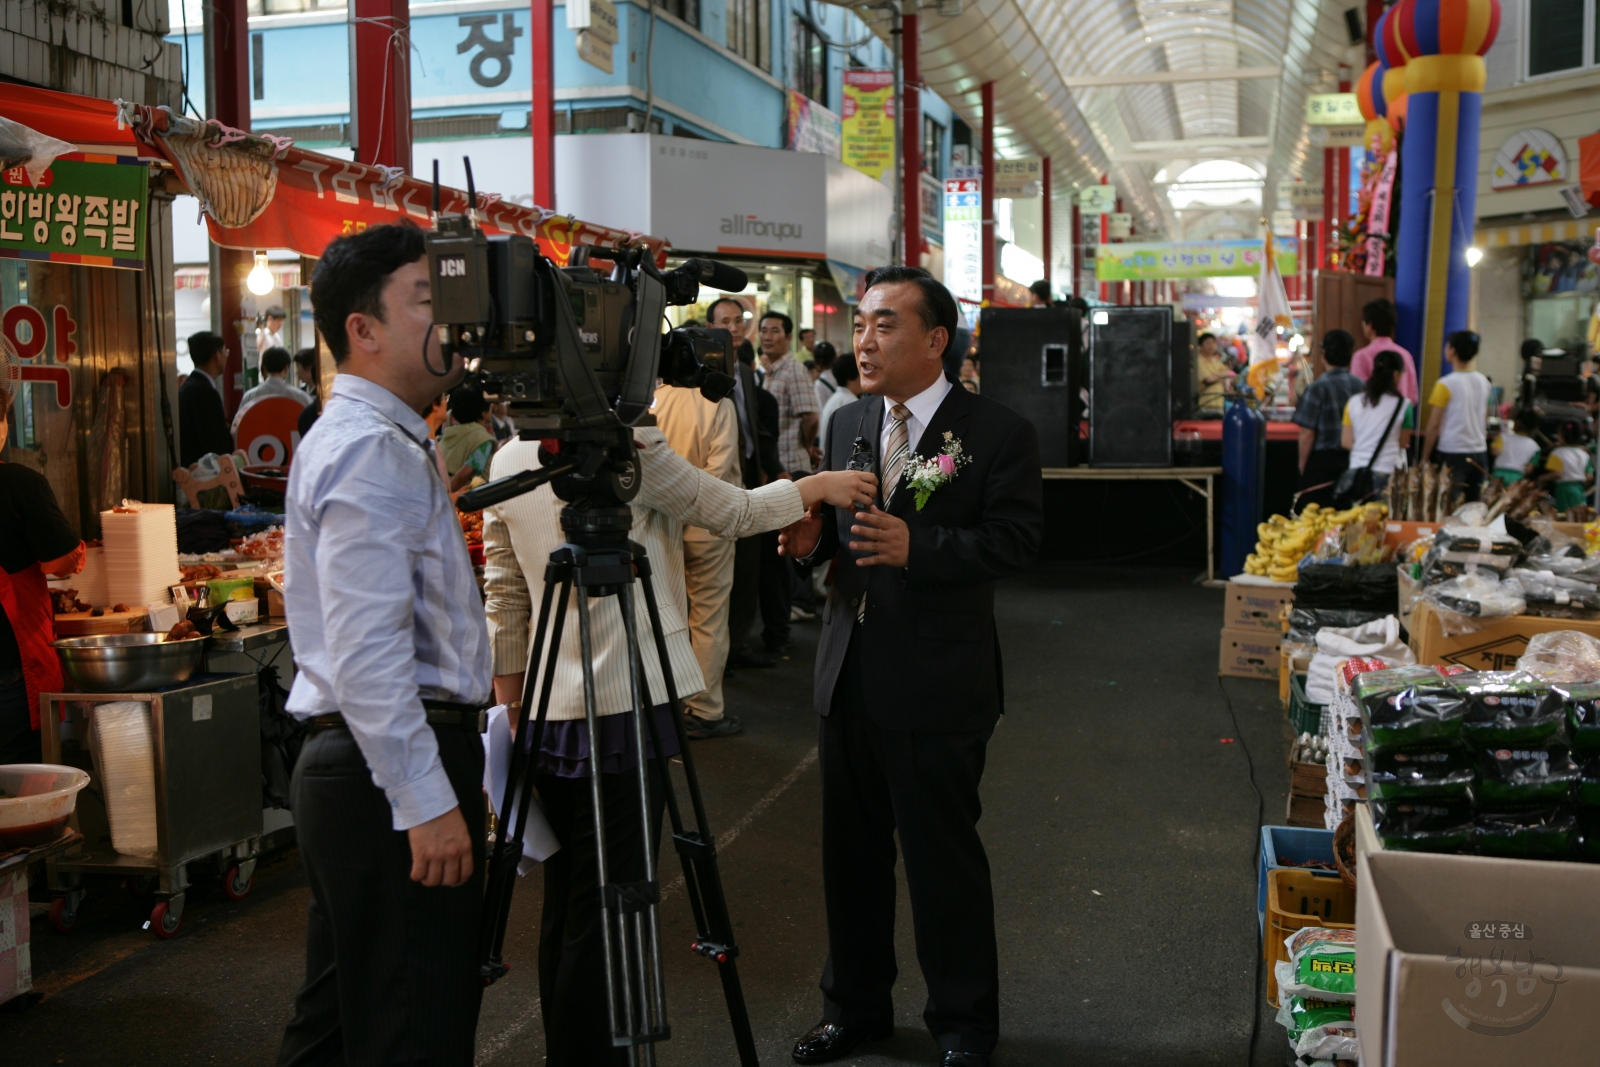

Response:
(881, 404), (911, 508)
(860, 404), (910, 624)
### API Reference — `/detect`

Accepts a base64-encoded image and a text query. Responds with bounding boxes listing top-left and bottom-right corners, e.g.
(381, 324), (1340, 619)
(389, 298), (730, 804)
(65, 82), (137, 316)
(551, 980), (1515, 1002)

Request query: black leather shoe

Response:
(940, 1053), (990, 1067)
(791, 1020), (892, 1064)
(730, 648), (777, 668)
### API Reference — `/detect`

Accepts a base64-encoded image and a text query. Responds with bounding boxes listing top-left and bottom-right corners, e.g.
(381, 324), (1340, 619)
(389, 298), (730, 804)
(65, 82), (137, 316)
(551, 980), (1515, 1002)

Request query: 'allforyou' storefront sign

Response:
(1096, 239), (1298, 281)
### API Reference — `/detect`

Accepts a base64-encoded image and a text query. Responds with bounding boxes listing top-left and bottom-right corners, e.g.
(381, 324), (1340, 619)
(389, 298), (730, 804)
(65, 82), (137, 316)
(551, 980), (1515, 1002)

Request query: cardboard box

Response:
(1383, 520), (1440, 555)
(1289, 755), (1327, 797)
(1220, 627), (1282, 680)
(1409, 600), (1600, 670)
(1357, 849), (1600, 1066)
(0, 869), (32, 1007)
(1286, 793), (1325, 827)
(1224, 581), (1295, 632)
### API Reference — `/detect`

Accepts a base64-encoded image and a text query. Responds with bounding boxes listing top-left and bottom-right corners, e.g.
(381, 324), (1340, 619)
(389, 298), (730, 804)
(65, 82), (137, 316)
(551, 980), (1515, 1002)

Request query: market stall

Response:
(1234, 474), (1600, 1063)
(2, 82), (658, 941)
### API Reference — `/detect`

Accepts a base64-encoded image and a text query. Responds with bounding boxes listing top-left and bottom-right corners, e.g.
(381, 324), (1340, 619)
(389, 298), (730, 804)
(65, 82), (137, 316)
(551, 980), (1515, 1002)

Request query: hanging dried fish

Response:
(116, 102), (292, 229)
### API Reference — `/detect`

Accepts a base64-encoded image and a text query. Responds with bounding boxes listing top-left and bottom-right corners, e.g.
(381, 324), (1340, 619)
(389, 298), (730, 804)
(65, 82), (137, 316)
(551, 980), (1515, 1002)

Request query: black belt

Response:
(307, 700), (487, 734)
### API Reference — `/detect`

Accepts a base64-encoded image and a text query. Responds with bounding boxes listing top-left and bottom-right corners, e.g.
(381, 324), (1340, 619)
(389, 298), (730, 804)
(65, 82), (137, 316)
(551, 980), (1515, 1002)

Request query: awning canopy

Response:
(0, 84), (154, 158)
(1474, 217), (1598, 249)
(1, 85), (663, 266)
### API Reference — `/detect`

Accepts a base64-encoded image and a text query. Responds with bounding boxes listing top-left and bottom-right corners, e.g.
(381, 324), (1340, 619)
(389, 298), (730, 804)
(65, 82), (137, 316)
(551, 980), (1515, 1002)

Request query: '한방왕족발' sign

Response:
(0, 155), (148, 270)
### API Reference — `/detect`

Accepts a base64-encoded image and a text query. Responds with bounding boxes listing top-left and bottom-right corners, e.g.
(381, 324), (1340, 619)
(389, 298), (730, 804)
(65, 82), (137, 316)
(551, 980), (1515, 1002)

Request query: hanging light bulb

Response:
(246, 251), (275, 296)
(1464, 246), (1484, 268)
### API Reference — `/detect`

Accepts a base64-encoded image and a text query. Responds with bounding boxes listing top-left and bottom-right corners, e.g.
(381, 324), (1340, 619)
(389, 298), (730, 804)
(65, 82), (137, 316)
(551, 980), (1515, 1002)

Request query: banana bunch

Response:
(1242, 502), (1388, 582)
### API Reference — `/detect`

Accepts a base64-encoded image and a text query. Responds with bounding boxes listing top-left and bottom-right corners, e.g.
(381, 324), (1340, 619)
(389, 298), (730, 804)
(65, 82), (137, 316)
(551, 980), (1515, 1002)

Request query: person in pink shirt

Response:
(1350, 298), (1418, 402)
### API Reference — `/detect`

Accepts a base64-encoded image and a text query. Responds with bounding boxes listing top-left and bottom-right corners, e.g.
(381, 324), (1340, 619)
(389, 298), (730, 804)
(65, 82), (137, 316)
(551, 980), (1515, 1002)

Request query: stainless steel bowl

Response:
(52, 633), (208, 692)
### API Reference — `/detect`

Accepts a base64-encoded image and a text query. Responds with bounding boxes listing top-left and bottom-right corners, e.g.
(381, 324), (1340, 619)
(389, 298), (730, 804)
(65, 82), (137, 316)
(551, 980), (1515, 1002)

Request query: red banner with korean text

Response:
(199, 144), (661, 265)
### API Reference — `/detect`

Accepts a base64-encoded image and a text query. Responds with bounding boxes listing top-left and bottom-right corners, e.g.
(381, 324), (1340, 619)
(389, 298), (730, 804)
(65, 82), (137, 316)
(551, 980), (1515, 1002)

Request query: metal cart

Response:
(39, 673), (263, 938)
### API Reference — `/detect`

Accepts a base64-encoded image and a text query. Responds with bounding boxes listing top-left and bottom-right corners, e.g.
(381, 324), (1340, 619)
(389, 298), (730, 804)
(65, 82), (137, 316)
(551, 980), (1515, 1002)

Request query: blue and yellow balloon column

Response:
(1391, 0), (1500, 402)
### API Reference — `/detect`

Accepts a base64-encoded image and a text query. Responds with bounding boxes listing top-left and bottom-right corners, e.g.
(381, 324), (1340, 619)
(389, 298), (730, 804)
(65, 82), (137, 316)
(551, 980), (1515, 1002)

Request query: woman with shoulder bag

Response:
(1337, 350), (1415, 505)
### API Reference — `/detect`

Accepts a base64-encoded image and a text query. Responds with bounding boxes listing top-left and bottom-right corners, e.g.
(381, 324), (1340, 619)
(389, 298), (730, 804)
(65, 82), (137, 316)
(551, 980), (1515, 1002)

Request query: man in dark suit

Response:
(179, 331), (235, 466)
(780, 267), (1043, 1067)
(713, 296), (789, 670)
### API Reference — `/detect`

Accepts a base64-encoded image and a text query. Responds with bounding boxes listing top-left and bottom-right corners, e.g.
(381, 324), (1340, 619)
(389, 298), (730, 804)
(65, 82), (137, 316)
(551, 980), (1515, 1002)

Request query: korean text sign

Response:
(1096, 239), (1299, 281)
(840, 71), (895, 181)
(0, 156), (148, 270)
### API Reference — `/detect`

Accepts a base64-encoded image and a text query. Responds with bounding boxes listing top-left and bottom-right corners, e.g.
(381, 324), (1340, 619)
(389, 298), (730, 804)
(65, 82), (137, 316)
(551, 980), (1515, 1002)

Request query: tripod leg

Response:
(481, 562), (573, 981)
(633, 555), (762, 1067)
(617, 584), (669, 1050)
(574, 588), (632, 1052)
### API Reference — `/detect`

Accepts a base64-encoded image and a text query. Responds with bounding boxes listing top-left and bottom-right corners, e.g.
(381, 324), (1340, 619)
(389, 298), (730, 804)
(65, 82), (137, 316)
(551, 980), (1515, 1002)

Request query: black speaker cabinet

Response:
(976, 306), (1083, 468)
(1088, 306), (1173, 468)
(1170, 317), (1194, 419)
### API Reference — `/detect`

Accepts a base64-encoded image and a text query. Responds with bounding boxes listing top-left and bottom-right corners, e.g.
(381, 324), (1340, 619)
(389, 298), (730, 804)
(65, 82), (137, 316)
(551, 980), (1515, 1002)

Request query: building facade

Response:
(161, 0), (1017, 352)
(1472, 0), (1600, 389)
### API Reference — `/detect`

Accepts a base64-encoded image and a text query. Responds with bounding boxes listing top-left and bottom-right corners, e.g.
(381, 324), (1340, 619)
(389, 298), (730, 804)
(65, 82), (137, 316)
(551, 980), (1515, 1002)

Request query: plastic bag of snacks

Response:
(1423, 573), (1527, 635)
(1357, 666), (1466, 752)
(1274, 997), (1358, 1060)
(1558, 683), (1600, 754)
(1516, 630), (1600, 684)
(1476, 805), (1578, 859)
(1366, 745), (1474, 800)
(1452, 672), (1566, 745)
(1578, 757), (1600, 806)
(1578, 809), (1600, 862)
(1370, 797), (1475, 852)
(1274, 927), (1356, 1003)
(1475, 743), (1581, 804)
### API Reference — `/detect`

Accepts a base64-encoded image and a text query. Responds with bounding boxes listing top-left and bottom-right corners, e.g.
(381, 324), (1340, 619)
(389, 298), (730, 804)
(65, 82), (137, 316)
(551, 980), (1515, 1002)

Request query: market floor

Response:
(2, 565), (1291, 1067)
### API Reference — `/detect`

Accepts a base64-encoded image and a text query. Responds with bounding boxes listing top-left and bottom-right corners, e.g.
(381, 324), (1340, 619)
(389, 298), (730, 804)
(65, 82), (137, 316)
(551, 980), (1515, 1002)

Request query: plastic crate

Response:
(1264, 867), (1356, 1006)
(1257, 825), (1337, 934)
(1288, 673), (1326, 737)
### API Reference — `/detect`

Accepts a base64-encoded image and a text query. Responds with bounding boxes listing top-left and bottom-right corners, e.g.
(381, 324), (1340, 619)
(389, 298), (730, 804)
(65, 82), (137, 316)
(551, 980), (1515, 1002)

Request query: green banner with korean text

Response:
(1096, 239), (1298, 281)
(0, 155), (149, 270)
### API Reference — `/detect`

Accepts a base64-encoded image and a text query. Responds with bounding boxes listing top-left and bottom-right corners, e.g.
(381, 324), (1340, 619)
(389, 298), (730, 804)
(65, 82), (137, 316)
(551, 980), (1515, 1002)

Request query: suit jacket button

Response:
(850, 596), (860, 607)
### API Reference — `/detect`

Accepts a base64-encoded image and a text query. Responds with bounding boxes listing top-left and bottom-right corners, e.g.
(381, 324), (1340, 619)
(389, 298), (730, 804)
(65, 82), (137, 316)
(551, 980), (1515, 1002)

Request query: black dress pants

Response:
(536, 764), (666, 1067)
(818, 632), (999, 1054)
(278, 724), (486, 1067)
(728, 534), (762, 655)
(757, 531), (791, 650)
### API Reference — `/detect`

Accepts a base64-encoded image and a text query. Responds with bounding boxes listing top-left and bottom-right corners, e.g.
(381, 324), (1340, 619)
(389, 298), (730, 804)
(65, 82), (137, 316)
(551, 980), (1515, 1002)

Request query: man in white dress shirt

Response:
(278, 224), (491, 1065)
(232, 346), (312, 435)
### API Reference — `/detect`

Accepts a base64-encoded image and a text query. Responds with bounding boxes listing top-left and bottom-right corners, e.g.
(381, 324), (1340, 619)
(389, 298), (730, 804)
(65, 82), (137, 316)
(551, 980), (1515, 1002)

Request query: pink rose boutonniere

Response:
(903, 432), (972, 510)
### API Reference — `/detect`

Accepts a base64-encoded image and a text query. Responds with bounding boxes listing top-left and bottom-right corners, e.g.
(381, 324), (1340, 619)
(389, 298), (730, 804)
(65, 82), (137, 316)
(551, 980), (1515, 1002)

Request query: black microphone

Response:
(676, 258), (748, 293)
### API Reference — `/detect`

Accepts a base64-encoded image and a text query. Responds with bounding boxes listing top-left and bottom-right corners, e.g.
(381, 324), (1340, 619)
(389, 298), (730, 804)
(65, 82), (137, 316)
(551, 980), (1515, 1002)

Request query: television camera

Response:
(427, 162), (763, 1065)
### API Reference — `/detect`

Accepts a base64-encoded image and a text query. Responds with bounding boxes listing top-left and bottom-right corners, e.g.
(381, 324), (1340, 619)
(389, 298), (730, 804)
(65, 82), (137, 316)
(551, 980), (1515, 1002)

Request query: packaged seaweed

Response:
(1274, 997), (1358, 1061)
(1562, 683), (1600, 755)
(1356, 666), (1465, 751)
(1367, 745), (1473, 799)
(1576, 808), (1600, 862)
(1475, 805), (1577, 859)
(1453, 672), (1565, 745)
(1371, 797), (1475, 852)
(1576, 756), (1600, 807)
(1274, 927), (1356, 1002)
(1419, 526), (1523, 586)
(1476, 742), (1581, 803)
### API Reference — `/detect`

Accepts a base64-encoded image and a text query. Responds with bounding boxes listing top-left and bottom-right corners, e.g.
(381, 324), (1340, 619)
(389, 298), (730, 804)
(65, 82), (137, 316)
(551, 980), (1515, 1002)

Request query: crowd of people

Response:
(268, 224), (1040, 1067)
(1289, 297), (1595, 512)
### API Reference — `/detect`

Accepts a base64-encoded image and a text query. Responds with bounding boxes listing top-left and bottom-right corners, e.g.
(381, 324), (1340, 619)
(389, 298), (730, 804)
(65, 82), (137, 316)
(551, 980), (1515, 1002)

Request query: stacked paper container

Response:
(92, 702), (159, 859)
(100, 503), (181, 608)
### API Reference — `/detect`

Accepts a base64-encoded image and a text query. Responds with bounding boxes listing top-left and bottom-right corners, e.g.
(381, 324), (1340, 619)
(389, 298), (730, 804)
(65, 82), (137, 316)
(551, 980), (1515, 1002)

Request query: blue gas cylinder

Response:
(1220, 387), (1267, 579)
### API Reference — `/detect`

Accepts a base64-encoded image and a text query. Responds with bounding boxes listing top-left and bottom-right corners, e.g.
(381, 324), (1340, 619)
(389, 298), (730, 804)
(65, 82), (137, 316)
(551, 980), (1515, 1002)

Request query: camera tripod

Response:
(474, 497), (761, 1067)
